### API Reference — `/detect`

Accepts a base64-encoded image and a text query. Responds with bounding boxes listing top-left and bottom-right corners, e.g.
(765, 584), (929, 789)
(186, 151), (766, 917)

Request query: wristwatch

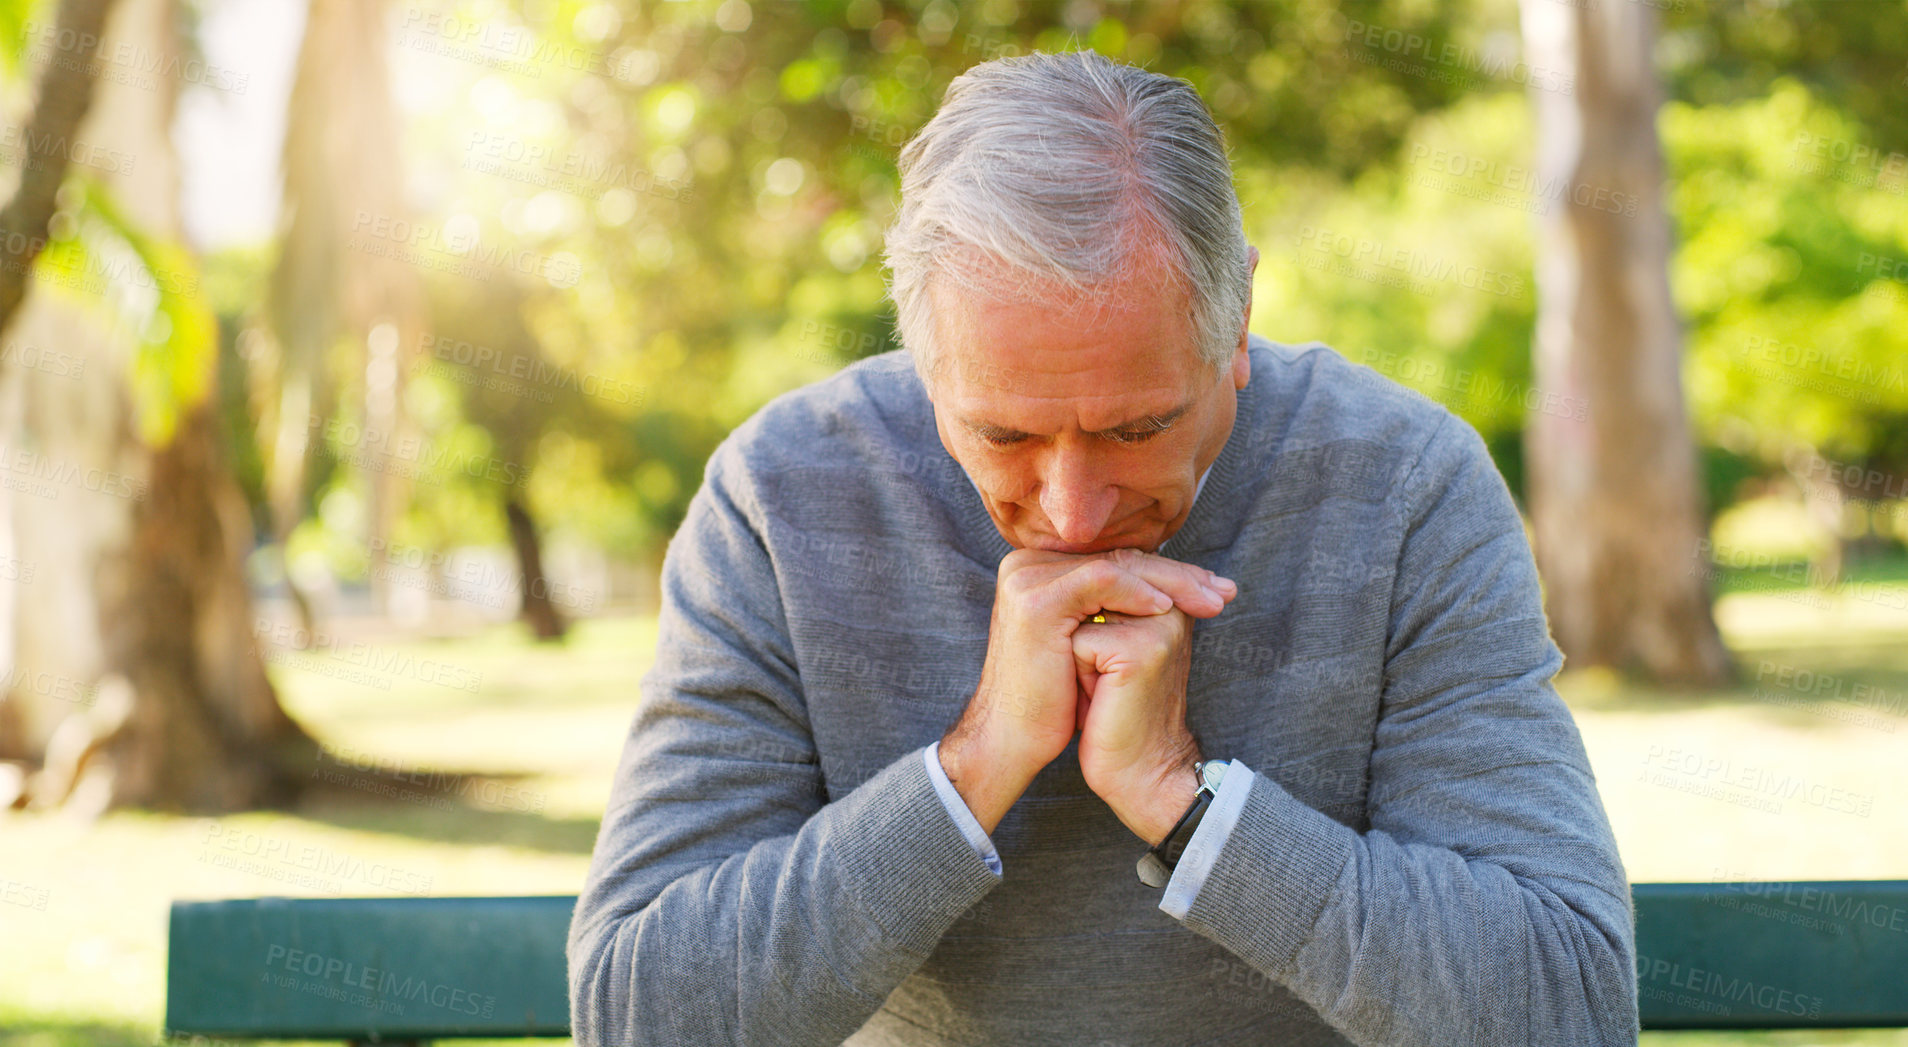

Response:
(1136, 759), (1228, 888)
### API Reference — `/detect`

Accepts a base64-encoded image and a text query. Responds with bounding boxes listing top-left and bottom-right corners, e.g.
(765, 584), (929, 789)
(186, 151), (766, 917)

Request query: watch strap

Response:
(1136, 760), (1224, 888)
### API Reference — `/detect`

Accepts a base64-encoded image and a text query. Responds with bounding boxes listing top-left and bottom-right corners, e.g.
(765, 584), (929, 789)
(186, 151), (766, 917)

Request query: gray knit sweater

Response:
(567, 335), (1639, 1046)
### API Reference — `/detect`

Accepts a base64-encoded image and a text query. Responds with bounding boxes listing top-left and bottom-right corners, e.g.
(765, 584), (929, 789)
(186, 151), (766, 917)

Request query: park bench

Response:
(165, 881), (1908, 1042)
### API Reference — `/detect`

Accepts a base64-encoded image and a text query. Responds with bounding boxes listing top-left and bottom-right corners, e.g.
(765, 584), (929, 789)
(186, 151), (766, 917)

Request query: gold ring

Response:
(1087, 613), (1109, 624)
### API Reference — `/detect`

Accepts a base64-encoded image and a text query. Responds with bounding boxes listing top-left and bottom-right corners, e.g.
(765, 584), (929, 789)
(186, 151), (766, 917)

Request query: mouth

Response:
(1026, 533), (1152, 555)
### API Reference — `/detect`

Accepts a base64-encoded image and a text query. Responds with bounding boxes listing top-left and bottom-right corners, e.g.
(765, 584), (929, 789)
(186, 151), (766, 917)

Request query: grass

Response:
(3, 577), (1905, 1046)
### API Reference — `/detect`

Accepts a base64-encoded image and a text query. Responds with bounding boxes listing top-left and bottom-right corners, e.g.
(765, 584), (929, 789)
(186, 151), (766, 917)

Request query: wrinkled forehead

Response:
(922, 268), (1205, 429)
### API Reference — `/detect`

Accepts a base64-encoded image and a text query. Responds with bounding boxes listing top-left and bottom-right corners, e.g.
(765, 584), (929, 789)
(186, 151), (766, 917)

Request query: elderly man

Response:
(568, 50), (1638, 1046)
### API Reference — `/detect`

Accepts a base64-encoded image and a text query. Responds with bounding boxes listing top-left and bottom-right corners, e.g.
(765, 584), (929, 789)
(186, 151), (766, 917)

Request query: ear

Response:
(1231, 246), (1259, 390)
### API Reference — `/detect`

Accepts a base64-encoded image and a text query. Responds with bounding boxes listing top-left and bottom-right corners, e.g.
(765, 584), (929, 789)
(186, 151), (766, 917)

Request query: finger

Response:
(1074, 550), (1236, 619)
(1074, 632), (1114, 685)
(1057, 559), (1180, 623)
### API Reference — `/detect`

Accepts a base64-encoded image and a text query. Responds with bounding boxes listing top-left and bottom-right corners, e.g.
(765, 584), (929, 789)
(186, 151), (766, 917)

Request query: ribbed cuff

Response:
(832, 745), (1006, 956)
(1171, 772), (1355, 973)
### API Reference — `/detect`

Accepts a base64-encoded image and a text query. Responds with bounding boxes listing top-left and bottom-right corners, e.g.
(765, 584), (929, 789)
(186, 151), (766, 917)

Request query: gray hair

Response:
(882, 50), (1251, 388)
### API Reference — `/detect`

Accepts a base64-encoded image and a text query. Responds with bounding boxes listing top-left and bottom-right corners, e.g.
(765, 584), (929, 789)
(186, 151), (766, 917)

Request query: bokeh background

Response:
(0, 0), (1905, 1043)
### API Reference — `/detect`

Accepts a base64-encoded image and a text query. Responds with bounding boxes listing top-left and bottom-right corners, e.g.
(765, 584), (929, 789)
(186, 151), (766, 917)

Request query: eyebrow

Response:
(959, 401), (1192, 440)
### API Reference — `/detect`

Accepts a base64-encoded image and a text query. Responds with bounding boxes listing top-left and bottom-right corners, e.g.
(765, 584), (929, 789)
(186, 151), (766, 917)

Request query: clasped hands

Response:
(938, 546), (1238, 849)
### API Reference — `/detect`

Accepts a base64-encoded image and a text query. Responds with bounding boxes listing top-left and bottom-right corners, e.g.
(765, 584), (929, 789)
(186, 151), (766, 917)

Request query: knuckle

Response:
(1083, 558), (1125, 588)
(999, 548), (1034, 577)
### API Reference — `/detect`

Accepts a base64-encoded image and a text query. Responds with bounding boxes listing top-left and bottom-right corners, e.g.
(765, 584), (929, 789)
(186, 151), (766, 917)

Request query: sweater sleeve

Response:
(1162, 414), (1640, 1046)
(566, 438), (1004, 1047)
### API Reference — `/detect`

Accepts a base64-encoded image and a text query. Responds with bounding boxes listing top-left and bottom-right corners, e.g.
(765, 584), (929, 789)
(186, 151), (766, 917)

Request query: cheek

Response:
(983, 460), (1038, 500)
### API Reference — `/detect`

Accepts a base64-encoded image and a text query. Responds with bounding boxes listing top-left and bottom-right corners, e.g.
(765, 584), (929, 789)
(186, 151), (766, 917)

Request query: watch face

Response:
(1199, 760), (1226, 792)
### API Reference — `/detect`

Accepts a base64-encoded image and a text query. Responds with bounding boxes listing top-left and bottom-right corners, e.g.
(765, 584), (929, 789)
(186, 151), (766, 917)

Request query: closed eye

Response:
(1103, 426), (1168, 445)
(977, 426), (1172, 448)
(1104, 417), (1175, 444)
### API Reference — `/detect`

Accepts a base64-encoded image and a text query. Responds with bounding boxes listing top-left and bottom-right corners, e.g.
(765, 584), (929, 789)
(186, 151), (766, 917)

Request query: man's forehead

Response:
(932, 356), (1192, 427)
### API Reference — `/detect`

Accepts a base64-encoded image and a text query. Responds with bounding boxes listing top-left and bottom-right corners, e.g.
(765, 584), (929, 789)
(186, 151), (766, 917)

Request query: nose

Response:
(1037, 439), (1120, 544)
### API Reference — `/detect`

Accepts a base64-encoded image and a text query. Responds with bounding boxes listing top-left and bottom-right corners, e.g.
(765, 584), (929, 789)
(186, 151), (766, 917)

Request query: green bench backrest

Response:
(166, 882), (1908, 1039)
(166, 896), (573, 1039)
(1634, 880), (1908, 1029)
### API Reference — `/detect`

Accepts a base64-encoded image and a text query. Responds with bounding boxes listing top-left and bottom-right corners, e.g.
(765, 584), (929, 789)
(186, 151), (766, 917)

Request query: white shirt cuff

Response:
(922, 740), (1003, 877)
(1158, 759), (1255, 919)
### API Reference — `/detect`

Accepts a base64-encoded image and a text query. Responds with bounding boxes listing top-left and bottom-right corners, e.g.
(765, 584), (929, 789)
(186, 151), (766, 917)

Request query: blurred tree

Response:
(0, 0), (323, 813)
(1657, 3), (1908, 580)
(0, 0), (116, 340)
(1518, 0), (1731, 685)
(417, 272), (585, 639)
(263, 0), (426, 630)
(436, 0), (1484, 560)
(1665, 81), (1908, 581)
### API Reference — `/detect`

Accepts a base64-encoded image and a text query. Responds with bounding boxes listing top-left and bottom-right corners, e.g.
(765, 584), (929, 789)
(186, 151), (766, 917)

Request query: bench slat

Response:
(165, 883), (1908, 1037)
(1634, 881), (1908, 1028)
(165, 895), (573, 1039)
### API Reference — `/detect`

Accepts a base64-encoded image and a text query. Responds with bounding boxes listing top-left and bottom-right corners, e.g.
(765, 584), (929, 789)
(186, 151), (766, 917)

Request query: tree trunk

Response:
(1, 0), (322, 814)
(89, 401), (323, 811)
(1518, 0), (1734, 686)
(0, 0), (119, 342)
(267, 0), (425, 623)
(507, 497), (569, 641)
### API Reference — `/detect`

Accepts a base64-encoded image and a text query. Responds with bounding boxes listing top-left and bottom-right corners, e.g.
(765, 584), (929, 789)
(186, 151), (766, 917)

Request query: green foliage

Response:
(0, 0), (53, 81)
(278, 0), (1907, 557)
(1665, 79), (1908, 471)
(384, 0), (1506, 550)
(1250, 89), (1540, 486)
(32, 176), (216, 448)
